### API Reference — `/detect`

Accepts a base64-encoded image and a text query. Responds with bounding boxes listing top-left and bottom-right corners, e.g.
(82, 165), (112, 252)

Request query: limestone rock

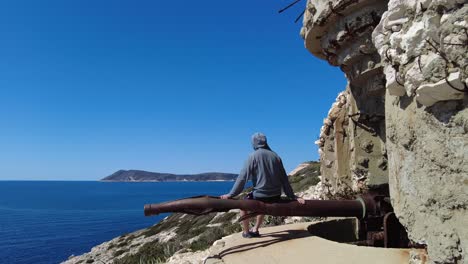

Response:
(416, 71), (465, 106)
(384, 65), (406, 96)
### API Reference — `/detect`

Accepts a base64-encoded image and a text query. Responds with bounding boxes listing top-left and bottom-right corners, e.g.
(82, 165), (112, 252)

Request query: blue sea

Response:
(0, 181), (233, 264)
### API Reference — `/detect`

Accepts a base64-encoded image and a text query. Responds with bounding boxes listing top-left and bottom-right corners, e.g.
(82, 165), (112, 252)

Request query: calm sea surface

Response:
(0, 181), (233, 264)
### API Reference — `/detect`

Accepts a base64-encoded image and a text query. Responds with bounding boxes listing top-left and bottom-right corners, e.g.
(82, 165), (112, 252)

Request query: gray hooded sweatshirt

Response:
(227, 133), (296, 199)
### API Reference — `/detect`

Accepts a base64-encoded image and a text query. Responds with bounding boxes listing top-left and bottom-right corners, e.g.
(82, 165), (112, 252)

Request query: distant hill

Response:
(101, 170), (238, 182)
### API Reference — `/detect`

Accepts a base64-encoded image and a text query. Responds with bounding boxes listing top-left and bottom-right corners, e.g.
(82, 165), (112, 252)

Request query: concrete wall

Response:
(301, 0), (389, 198)
(302, 0), (467, 262)
(372, 1), (468, 262)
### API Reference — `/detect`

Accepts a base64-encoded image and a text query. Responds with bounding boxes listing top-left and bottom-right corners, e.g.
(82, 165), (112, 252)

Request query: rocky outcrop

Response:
(302, 0), (467, 262)
(288, 162), (312, 176)
(302, 0), (389, 197)
(372, 0), (467, 106)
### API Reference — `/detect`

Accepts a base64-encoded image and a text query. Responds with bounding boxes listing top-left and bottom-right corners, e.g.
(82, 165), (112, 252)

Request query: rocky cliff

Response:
(301, 0), (467, 262)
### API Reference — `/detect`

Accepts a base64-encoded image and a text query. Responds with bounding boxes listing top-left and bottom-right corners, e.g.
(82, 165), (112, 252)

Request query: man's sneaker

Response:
(249, 230), (260, 237)
(242, 232), (253, 238)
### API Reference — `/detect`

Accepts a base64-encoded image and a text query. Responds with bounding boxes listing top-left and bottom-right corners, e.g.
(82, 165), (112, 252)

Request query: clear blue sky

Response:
(0, 0), (346, 180)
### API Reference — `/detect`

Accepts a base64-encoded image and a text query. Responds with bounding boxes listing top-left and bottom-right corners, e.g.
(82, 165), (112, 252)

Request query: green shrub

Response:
(113, 241), (178, 264)
(113, 250), (126, 257)
(211, 211), (237, 224)
(222, 222), (242, 234)
(195, 226), (224, 250)
(141, 214), (182, 237)
(116, 241), (128, 247)
(289, 161), (320, 192)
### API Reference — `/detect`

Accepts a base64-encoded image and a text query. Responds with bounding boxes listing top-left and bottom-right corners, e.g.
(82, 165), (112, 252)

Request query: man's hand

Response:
(220, 194), (231, 199)
(296, 197), (306, 204)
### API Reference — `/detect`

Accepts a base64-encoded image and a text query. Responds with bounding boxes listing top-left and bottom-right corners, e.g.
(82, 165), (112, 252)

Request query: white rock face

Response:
(288, 162), (311, 176)
(416, 71), (465, 106)
(372, 0), (467, 105)
(384, 65), (406, 96)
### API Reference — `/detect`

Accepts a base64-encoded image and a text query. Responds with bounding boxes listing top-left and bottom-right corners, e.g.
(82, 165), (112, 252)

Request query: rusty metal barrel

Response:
(144, 195), (377, 219)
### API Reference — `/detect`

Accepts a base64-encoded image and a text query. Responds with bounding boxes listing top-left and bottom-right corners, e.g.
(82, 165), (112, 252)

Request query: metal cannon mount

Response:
(144, 185), (421, 249)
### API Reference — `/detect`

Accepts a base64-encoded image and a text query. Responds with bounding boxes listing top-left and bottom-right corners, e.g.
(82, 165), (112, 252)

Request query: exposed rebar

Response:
(278, 0), (303, 13)
(295, 9), (306, 23)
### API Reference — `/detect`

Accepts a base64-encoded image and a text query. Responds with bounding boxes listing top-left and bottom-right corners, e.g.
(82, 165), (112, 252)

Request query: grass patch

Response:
(189, 222), (242, 252)
(176, 213), (216, 236)
(113, 239), (179, 264)
(141, 214), (183, 237)
(212, 212), (237, 224)
(189, 226), (224, 251)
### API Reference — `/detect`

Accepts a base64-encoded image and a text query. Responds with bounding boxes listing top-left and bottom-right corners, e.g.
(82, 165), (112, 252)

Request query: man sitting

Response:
(220, 132), (305, 238)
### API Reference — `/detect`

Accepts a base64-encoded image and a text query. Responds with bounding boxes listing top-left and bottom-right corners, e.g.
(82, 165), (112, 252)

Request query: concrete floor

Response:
(205, 221), (427, 264)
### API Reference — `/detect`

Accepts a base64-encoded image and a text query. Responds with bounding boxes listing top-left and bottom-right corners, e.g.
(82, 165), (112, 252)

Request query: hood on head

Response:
(251, 132), (271, 150)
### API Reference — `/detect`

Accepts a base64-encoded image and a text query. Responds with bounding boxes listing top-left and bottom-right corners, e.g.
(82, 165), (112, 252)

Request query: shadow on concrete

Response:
(209, 219), (359, 262)
(306, 218), (359, 243)
(211, 229), (311, 259)
(425, 99), (467, 124)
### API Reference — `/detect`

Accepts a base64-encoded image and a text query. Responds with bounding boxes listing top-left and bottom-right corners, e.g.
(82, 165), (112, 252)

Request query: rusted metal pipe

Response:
(143, 194), (419, 249)
(144, 195), (375, 219)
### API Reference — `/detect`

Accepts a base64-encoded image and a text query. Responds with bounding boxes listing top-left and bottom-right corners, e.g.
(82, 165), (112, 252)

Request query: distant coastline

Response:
(101, 180), (235, 182)
(100, 170), (238, 182)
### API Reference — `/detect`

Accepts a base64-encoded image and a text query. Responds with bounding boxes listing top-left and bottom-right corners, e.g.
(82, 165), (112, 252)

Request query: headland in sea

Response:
(101, 170), (238, 182)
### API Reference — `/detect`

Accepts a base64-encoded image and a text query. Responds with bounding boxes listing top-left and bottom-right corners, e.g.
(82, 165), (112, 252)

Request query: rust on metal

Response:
(144, 195), (368, 219)
(144, 187), (418, 249)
